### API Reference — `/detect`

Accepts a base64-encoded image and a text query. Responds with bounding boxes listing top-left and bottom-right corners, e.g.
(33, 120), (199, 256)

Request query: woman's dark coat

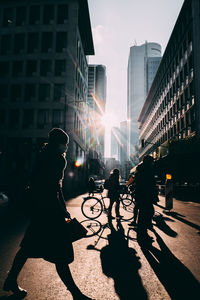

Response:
(20, 144), (74, 264)
(107, 173), (120, 199)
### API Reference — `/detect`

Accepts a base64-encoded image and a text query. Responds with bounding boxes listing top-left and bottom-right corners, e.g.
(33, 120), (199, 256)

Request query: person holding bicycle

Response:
(107, 168), (121, 220)
(88, 177), (96, 196)
(132, 155), (158, 244)
(126, 174), (139, 226)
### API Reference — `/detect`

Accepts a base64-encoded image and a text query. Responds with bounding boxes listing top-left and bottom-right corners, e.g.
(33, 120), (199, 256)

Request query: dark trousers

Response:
(137, 204), (154, 239)
(108, 196), (120, 217)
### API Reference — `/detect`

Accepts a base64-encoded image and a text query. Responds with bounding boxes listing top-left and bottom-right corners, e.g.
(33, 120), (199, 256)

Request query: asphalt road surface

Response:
(0, 193), (200, 300)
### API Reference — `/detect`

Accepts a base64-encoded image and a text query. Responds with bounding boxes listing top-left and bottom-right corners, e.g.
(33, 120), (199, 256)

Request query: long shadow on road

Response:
(153, 213), (177, 237)
(140, 229), (200, 300)
(0, 294), (26, 300)
(163, 211), (200, 231)
(88, 219), (148, 300)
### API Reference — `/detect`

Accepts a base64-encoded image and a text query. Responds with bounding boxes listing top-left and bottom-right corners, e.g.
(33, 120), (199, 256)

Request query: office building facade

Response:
(0, 0), (94, 195)
(87, 64), (106, 161)
(127, 42), (161, 162)
(111, 126), (120, 161)
(138, 0), (200, 183)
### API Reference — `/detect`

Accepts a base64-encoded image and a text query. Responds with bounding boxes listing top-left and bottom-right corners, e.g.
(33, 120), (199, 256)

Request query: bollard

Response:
(165, 174), (173, 210)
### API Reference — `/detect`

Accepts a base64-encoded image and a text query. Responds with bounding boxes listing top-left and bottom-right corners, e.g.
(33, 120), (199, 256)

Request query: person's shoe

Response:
(148, 223), (154, 230)
(3, 276), (27, 297)
(128, 220), (137, 226)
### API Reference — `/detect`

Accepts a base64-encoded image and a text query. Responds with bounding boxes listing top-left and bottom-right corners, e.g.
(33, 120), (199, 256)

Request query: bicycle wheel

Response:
(121, 194), (134, 207)
(80, 219), (102, 237)
(81, 197), (103, 219)
(119, 197), (135, 221)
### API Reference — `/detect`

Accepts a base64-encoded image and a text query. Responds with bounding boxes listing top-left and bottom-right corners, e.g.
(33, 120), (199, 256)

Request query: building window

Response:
(1, 34), (12, 55)
(37, 109), (49, 128)
(41, 32), (53, 53)
(9, 109), (20, 129)
(14, 34), (25, 54)
(52, 110), (63, 127)
(27, 33), (39, 53)
(11, 84), (22, 101)
(16, 6), (26, 26)
(189, 81), (194, 97)
(3, 8), (13, 26)
(23, 109), (34, 128)
(43, 5), (54, 24)
(0, 84), (8, 100)
(39, 84), (50, 101)
(24, 84), (36, 102)
(181, 117), (185, 129)
(56, 32), (67, 52)
(57, 4), (68, 24)
(55, 60), (66, 76)
(26, 60), (37, 76)
(0, 109), (6, 128)
(0, 62), (9, 77)
(12, 61), (23, 77)
(54, 84), (64, 101)
(29, 5), (40, 25)
(40, 60), (52, 76)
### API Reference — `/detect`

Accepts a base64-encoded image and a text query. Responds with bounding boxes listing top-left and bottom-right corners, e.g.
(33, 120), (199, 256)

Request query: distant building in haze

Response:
(111, 126), (120, 161)
(127, 41), (161, 163)
(87, 64), (107, 161)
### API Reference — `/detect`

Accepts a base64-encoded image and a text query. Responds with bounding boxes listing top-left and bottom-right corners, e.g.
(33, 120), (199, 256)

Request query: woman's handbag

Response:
(65, 218), (88, 242)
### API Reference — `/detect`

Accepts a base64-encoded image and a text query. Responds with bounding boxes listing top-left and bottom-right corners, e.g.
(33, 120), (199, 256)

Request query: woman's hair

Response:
(143, 155), (154, 164)
(111, 168), (120, 175)
(48, 128), (69, 145)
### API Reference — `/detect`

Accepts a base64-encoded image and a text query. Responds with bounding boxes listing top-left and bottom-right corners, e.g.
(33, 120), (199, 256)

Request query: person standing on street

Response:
(88, 177), (96, 196)
(107, 168), (121, 220)
(3, 128), (94, 300)
(133, 155), (158, 245)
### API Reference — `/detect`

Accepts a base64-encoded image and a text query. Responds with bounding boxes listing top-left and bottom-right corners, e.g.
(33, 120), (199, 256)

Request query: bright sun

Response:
(100, 112), (118, 130)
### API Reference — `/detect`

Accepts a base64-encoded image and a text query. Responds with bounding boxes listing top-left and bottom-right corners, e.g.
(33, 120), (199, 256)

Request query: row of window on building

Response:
(0, 108), (65, 129)
(0, 31), (67, 55)
(0, 59), (67, 78)
(0, 4), (68, 27)
(140, 40), (194, 138)
(146, 104), (195, 146)
(143, 79), (194, 136)
(1, 83), (65, 102)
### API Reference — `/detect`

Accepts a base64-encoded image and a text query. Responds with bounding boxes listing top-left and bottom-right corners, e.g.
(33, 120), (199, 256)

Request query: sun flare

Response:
(100, 112), (118, 130)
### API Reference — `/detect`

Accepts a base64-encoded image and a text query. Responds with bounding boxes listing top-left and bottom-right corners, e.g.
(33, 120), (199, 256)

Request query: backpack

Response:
(104, 178), (111, 190)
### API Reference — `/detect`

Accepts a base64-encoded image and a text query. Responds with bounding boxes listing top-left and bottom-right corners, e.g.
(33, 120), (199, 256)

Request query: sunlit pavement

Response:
(0, 193), (200, 300)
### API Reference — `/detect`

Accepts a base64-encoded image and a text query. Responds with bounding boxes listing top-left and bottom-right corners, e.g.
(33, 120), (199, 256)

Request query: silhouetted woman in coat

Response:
(3, 128), (94, 300)
(107, 168), (121, 219)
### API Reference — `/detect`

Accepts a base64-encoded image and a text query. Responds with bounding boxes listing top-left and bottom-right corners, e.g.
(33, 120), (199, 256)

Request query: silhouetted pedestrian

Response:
(88, 177), (95, 196)
(126, 173), (139, 226)
(107, 168), (121, 219)
(133, 155), (158, 244)
(3, 128), (94, 300)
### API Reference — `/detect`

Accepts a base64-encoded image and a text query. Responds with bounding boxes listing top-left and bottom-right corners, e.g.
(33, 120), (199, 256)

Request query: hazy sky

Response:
(87, 0), (184, 156)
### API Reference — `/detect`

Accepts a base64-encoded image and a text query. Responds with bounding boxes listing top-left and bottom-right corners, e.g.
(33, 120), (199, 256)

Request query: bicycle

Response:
(80, 218), (137, 251)
(81, 192), (135, 221)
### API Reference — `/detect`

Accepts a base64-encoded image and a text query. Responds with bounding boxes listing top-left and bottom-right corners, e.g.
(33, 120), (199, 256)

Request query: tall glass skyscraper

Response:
(127, 42), (161, 163)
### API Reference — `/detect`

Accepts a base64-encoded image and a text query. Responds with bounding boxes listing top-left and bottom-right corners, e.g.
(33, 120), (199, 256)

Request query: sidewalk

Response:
(0, 193), (199, 300)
